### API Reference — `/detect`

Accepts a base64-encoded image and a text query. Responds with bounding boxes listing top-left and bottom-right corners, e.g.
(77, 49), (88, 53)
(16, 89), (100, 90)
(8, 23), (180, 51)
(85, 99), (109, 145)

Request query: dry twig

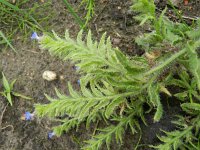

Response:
(0, 104), (8, 128)
(0, 104), (14, 132)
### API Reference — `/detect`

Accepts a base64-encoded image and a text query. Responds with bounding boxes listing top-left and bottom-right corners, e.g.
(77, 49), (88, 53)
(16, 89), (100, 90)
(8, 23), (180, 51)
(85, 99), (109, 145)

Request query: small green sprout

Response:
(0, 72), (32, 106)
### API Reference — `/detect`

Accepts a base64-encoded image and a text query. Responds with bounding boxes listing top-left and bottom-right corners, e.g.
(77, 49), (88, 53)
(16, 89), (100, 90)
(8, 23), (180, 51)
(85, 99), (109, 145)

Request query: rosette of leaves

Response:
(33, 0), (200, 149)
(34, 18), (200, 150)
(0, 72), (32, 106)
(34, 28), (172, 149)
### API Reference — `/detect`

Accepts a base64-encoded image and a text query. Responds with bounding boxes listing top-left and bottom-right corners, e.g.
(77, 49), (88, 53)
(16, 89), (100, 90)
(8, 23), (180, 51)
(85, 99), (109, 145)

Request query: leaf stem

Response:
(145, 48), (187, 76)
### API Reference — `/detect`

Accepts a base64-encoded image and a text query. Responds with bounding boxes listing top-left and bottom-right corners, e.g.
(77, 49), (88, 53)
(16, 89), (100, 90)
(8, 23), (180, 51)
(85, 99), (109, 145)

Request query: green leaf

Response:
(6, 93), (12, 106)
(10, 79), (17, 91)
(155, 7), (167, 35)
(68, 82), (80, 98)
(77, 30), (84, 46)
(2, 72), (11, 93)
(181, 103), (200, 113)
(153, 101), (163, 122)
(174, 92), (188, 101)
(12, 92), (32, 100)
(98, 32), (106, 50)
(87, 30), (93, 50)
(55, 88), (67, 99)
(78, 101), (97, 119)
(186, 28), (200, 40)
(105, 98), (124, 118)
(147, 82), (163, 122)
(139, 15), (154, 26)
(44, 93), (57, 102)
(165, 30), (181, 44)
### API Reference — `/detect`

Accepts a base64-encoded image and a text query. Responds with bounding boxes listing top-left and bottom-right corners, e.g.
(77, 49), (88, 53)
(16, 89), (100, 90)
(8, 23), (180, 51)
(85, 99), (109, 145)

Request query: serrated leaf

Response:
(77, 30), (84, 46)
(105, 98), (124, 118)
(174, 92), (188, 101)
(105, 136), (111, 150)
(181, 103), (200, 113)
(139, 15), (155, 25)
(68, 82), (80, 98)
(153, 102), (163, 122)
(79, 101), (97, 119)
(90, 80), (103, 97)
(98, 32), (106, 50)
(80, 83), (93, 98)
(52, 30), (61, 40)
(87, 30), (93, 50)
(44, 93), (57, 102)
(55, 88), (66, 99)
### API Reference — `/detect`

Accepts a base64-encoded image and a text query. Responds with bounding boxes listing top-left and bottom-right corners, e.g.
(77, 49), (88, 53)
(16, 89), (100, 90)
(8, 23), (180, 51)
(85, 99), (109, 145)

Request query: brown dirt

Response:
(0, 0), (199, 150)
(156, 0), (200, 23)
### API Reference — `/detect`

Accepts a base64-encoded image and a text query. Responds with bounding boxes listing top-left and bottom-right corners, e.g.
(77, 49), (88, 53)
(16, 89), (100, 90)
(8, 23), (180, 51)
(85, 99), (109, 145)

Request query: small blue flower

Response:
(48, 131), (55, 139)
(21, 111), (34, 121)
(77, 79), (80, 85)
(31, 32), (40, 40)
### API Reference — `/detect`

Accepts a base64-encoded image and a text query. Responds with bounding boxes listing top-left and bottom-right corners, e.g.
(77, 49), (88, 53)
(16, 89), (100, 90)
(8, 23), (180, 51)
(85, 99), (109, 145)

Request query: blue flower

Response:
(21, 111), (34, 121)
(31, 32), (40, 40)
(48, 131), (55, 139)
(77, 79), (80, 85)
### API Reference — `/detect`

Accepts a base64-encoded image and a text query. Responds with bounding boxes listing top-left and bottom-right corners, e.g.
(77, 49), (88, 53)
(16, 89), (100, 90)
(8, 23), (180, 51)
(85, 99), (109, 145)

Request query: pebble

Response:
(42, 71), (57, 81)
(112, 38), (121, 45)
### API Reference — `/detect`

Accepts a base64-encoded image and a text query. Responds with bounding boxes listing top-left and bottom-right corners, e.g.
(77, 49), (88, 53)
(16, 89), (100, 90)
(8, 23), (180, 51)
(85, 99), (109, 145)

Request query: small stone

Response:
(42, 71), (57, 81)
(117, 6), (121, 10)
(59, 75), (65, 80)
(112, 38), (121, 45)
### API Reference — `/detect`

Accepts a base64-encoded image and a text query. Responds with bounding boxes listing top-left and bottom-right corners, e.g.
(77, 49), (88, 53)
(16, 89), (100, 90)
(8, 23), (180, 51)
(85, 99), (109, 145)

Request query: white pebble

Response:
(42, 71), (57, 81)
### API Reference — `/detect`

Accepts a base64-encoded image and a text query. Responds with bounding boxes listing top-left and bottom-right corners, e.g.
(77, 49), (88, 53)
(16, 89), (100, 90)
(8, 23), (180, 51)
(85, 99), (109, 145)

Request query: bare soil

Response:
(0, 0), (199, 150)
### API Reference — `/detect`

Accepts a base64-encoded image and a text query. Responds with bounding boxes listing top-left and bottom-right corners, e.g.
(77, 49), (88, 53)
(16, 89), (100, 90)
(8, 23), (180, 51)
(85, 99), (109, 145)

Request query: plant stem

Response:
(0, 31), (16, 52)
(71, 91), (137, 102)
(145, 48), (187, 76)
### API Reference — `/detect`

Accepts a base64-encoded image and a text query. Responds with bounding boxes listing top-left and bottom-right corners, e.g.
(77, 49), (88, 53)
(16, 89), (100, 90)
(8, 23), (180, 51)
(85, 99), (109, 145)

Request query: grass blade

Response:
(63, 0), (85, 28)
(0, 31), (16, 52)
(0, 0), (42, 29)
